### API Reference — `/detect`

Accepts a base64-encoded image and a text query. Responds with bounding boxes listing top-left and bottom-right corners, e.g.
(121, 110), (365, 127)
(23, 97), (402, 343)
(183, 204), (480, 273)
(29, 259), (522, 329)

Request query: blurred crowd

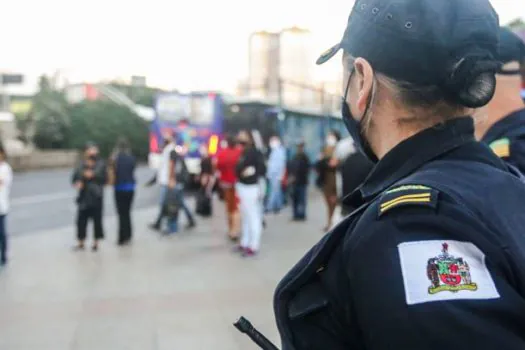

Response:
(63, 127), (375, 259)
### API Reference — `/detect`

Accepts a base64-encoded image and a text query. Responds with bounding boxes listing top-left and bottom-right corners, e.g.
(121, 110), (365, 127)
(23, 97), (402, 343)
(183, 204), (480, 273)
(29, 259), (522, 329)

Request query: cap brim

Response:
(316, 43), (341, 65)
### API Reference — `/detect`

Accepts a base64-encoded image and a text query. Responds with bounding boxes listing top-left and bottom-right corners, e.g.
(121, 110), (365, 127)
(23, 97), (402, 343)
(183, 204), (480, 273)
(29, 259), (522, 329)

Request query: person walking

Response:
(265, 135), (287, 214)
(215, 134), (242, 240)
(196, 145), (215, 217)
(235, 130), (266, 257)
(149, 130), (196, 233)
(0, 145), (12, 265)
(72, 142), (106, 251)
(109, 138), (136, 245)
(288, 141), (310, 221)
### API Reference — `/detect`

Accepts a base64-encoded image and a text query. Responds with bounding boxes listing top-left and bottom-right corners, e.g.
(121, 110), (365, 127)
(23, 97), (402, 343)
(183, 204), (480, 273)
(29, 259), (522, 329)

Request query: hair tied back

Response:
(444, 53), (500, 108)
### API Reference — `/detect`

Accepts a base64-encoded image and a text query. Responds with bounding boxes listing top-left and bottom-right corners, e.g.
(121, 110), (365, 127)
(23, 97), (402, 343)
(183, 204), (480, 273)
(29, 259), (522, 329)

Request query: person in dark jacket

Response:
(109, 138), (136, 245)
(288, 141), (310, 221)
(273, 1), (525, 349)
(235, 130), (266, 257)
(72, 142), (106, 251)
(476, 27), (525, 173)
(340, 145), (374, 216)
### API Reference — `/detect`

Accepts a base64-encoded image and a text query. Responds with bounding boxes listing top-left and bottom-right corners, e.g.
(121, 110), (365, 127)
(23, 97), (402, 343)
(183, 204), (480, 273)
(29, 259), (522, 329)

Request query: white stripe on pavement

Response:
(11, 192), (74, 207)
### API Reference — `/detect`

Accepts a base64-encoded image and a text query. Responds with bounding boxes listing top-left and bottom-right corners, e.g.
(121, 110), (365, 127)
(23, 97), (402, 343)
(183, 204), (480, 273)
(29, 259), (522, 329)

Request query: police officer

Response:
(273, 0), (525, 349)
(475, 27), (525, 173)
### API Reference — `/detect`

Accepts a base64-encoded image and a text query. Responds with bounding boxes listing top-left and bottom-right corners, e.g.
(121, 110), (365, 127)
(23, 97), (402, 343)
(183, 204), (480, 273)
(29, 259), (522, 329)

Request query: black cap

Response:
(317, 0), (500, 88)
(496, 27), (525, 74)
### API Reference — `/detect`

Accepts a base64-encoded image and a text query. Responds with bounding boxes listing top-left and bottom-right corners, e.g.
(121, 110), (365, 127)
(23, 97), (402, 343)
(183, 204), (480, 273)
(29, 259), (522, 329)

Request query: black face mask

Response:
(342, 70), (378, 163)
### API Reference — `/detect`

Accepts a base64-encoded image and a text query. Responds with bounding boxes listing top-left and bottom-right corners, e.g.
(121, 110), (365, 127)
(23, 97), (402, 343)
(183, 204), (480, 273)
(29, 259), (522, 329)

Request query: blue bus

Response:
(149, 91), (346, 184)
(222, 97), (347, 162)
(149, 91), (224, 178)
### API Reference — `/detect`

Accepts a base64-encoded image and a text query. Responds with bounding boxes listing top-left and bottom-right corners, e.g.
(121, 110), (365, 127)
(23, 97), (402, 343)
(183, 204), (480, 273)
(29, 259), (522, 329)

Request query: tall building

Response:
(246, 27), (316, 107)
(279, 27), (314, 107)
(248, 31), (281, 101)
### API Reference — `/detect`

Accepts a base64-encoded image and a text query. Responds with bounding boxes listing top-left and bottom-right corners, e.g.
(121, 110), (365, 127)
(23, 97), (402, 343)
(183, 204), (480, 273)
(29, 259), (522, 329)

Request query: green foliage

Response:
(109, 82), (164, 108)
(31, 75), (71, 149)
(33, 112), (71, 149)
(508, 18), (525, 30)
(14, 112), (32, 144)
(29, 76), (150, 159)
(68, 100), (149, 159)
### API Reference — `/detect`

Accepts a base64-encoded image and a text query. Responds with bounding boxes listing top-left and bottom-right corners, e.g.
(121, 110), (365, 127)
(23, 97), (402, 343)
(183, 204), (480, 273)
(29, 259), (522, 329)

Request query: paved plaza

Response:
(0, 193), (328, 350)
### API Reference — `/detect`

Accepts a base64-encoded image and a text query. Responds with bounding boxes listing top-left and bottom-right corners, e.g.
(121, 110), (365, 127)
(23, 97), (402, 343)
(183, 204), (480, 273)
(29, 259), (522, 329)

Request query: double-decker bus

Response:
(149, 91), (223, 180)
(149, 91), (346, 185)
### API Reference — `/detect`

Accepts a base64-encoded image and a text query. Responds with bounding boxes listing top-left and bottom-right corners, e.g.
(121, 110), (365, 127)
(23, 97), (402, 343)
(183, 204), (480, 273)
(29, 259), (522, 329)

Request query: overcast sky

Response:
(1, 0), (523, 93)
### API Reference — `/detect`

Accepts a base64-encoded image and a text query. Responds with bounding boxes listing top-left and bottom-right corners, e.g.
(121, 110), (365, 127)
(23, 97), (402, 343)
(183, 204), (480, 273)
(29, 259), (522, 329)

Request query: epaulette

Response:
(489, 138), (510, 158)
(378, 184), (439, 217)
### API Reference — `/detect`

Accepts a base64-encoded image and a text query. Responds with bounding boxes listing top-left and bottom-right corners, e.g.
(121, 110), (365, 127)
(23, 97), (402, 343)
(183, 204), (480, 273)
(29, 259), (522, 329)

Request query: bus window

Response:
(156, 93), (215, 126)
(156, 94), (191, 123)
(191, 95), (214, 125)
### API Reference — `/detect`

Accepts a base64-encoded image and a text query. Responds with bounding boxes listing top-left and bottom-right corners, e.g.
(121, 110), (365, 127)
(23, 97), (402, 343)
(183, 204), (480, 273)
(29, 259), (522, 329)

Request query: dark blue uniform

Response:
(482, 108), (525, 174)
(274, 117), (525, 349)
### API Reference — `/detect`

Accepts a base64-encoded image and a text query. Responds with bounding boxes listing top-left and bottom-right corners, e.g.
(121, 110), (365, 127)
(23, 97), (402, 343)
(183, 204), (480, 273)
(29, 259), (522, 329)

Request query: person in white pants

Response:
(235, 130), (266, 257)
(237, 183), (262, 253)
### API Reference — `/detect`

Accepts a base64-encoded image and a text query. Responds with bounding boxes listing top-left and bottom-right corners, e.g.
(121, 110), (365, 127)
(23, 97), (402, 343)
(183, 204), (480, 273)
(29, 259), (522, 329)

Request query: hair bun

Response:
(444, 54), (499, 108)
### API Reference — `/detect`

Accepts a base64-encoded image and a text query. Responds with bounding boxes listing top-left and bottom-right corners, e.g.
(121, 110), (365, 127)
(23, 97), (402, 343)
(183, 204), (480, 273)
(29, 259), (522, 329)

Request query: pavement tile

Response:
(0, 194), (327, 350)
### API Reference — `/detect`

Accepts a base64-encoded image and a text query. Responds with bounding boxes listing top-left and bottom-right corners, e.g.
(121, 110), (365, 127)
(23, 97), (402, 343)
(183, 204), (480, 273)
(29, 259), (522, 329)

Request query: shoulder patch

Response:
(378, 185), (438, 217)
(398, 240), (500, 305)
(489, 138), (510, 158)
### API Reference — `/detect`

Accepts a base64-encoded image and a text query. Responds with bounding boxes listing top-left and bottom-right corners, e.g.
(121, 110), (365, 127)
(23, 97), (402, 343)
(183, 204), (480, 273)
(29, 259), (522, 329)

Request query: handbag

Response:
(163, 188), (181, 218)
(196, 188), (212, 217)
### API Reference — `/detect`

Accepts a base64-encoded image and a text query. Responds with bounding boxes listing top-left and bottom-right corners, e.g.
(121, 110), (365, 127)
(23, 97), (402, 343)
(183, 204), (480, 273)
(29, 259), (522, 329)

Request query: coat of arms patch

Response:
(426, 243), (478, 294)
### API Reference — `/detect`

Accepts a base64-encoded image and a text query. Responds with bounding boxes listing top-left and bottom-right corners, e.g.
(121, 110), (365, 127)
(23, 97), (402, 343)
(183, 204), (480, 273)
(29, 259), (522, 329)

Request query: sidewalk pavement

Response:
(0, 193), (331, 350)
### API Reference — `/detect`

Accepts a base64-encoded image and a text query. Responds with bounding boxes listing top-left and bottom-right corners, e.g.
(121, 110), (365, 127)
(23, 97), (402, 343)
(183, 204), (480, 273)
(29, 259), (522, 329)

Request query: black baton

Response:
(233, 316), (280, 350)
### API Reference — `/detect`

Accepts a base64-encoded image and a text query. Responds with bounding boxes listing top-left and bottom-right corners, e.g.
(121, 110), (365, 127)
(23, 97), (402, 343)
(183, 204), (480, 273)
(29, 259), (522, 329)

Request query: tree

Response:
(109, 82), (165, 108)
(508, 18), (525, 30)
(68, 100), (149, 159)
(31, 75), (71, 149)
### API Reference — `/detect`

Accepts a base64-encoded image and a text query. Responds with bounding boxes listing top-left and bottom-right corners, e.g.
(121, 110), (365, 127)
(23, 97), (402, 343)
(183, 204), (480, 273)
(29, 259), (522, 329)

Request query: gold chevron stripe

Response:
(380, 197), (431, 213)
(380, 193), (431, 209)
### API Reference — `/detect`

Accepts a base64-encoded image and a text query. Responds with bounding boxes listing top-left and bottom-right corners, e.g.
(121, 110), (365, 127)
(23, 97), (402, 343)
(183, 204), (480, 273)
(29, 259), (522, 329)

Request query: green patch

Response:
(489, 138), (510, 149)
(385, 185), (431, 194)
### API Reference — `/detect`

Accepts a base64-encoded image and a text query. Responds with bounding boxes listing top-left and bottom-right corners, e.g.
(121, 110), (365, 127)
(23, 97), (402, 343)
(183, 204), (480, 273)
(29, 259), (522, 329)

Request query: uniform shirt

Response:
(482, 108), (525, 174)
(274, 117), (525, 350)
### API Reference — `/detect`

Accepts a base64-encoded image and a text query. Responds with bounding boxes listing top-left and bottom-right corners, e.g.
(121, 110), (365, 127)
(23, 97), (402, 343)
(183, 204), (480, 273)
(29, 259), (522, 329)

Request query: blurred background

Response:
(0, 0), (522, 168)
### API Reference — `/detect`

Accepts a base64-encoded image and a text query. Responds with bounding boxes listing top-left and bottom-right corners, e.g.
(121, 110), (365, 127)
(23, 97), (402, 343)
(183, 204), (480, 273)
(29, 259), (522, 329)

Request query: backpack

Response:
(174, 153), (190, 186)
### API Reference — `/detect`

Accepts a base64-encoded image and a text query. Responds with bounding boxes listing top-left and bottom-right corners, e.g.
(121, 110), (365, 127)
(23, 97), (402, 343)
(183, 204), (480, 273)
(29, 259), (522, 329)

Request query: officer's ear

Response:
(353, 58), (374, 115)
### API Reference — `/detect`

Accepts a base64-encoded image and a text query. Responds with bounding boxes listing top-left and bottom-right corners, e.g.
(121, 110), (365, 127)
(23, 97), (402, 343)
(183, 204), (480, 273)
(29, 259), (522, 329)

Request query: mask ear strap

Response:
(343, 68), (353, 100)
(497, 69), (521, 75)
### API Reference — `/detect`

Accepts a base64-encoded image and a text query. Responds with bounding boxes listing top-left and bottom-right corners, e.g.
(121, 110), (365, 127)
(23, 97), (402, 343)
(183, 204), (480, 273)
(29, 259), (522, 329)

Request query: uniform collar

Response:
(481, 108), (525, 144)
(348, 117), (475, 203)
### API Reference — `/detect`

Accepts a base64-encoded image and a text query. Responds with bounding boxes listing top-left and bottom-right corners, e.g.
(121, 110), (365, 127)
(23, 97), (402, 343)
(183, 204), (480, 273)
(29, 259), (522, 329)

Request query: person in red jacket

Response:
(215, 134), (242, 241)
